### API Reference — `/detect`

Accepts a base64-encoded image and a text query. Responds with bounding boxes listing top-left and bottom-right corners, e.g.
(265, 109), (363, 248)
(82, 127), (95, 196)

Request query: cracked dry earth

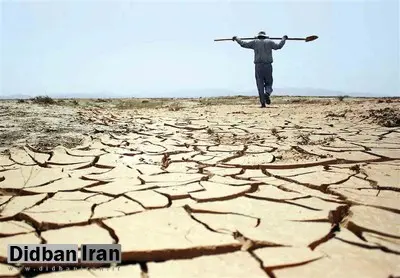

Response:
(0, 98), (399, 278)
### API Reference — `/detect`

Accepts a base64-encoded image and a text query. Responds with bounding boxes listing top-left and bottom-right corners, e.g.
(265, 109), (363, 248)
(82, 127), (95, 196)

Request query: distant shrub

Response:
(31, 96), (55, 105)
(337, 95), (349, 101)
(199, 98), (212, 106)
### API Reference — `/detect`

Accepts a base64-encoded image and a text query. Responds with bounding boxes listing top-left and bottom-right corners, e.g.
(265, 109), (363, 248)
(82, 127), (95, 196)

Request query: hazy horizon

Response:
(1, 0), (399, 97)
(1, 87), (397, 99)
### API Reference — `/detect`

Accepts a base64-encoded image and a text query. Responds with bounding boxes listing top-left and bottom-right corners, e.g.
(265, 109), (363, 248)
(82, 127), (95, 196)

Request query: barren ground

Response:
(0, 96), (399, 277)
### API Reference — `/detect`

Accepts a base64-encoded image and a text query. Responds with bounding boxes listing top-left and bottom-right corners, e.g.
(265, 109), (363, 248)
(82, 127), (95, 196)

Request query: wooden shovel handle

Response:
(214, 35), (318, 42)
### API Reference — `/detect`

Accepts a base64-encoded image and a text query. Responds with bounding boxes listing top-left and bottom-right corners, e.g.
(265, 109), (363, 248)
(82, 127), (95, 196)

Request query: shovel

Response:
(214, 35), (318, 42)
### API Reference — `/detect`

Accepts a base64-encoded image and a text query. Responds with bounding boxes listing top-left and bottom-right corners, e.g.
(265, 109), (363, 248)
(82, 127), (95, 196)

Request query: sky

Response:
(1, 0), (399, 97)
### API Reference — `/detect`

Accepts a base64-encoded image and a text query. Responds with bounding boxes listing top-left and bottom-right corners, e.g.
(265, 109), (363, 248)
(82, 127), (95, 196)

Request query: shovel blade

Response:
(305, 35), (318, 42)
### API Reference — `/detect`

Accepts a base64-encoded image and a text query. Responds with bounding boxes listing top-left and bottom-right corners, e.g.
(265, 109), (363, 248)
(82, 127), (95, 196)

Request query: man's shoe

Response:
(265, 94), (271, 105)
(261, 104), (266, 108)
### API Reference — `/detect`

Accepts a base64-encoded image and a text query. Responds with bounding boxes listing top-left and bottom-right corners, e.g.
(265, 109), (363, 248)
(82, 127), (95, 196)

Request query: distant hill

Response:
(166, 88), (393, 98)
(0, 87), (396, 99)
(272, 88), (381, 97)
(0, 93), (112, 99)
(0, 94), (34, 99)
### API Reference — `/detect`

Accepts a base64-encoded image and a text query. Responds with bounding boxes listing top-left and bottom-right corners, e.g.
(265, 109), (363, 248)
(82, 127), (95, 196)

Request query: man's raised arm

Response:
(271, 35), (288, 50)
(233, 36), (255, 49)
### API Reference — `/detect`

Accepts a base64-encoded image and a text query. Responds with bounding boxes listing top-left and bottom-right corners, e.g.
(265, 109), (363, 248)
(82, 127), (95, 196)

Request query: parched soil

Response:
(0, 96), (399, 277)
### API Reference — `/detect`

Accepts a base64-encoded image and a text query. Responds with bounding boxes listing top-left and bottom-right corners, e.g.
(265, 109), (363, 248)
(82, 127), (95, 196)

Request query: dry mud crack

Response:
(0, 99), (399, 277)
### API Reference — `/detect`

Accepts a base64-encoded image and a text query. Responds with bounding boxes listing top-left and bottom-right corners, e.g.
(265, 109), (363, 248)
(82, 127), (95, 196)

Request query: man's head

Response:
(256, 31), (268, 39)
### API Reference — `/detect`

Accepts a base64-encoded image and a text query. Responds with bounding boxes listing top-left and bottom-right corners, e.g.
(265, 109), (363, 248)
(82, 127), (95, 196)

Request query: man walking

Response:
(233, 31), (288, 107)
